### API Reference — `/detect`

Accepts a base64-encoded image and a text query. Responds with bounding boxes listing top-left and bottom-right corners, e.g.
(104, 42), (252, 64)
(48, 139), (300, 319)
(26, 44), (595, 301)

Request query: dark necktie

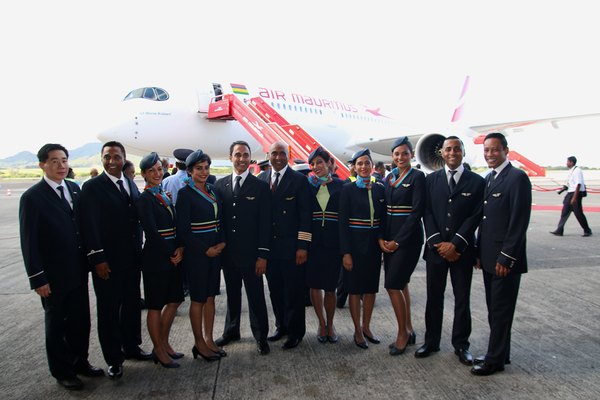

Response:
(117, 179), (130, 202)
(487, 170), (497, 187)
(57, 186), (71, 213)
(233, 175), (241, 197)
(272, 172), (280, 192)
(449, 170), (457, 191)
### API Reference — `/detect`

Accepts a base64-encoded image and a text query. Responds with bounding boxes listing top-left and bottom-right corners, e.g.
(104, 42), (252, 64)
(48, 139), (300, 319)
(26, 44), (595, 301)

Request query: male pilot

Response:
(214, 140), (272, 355)
(472, 132), (531, 376)
(19, 144), (103, 390)
(259, 141), (312, 349)
(416, 136), (485, 366)
(81, 141), (149, 380)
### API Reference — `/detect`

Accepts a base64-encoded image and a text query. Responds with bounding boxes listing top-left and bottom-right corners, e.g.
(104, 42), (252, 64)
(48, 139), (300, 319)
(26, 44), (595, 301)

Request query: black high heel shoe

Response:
(192, 346), (220, 361)
(354, 333), (368, 349)
(389, 335), (411, 356)
(167, 351), (185, 360)
(408, 331), (416, 345)
(363, 331), (381, 344)
(151, 351), (180, 368)
(209, 348), (227, 357)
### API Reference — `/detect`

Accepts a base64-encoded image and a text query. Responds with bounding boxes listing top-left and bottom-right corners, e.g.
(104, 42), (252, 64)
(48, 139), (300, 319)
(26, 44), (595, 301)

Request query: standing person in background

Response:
(137, 152), (184, 368)
(81, 141), (149, 380)
(306, 147), (345, 344)
(162, 149), (194, 206)
(417, 136), (484, 365)
(122, 160), (136, 181)
(176, 150), (226, 362)
(379, 137), (425, 356)
(372, 161), (386, 181)
(339, 149), (386, 350)
(81, 167), (98, 187)
(20, 144), (103, 390)
(550, 156), (592, 237)
(472, 132), (531, 376)
(161, 158), (171, 179)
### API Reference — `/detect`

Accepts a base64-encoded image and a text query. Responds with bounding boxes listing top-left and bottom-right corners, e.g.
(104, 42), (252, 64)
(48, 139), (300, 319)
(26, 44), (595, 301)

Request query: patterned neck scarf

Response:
(309, 172), (332, 188)
(356, 175), (373, 189)
(389, 166), (413, 188)
(183, 177), (216, 204)
(144, 184), (172, 207)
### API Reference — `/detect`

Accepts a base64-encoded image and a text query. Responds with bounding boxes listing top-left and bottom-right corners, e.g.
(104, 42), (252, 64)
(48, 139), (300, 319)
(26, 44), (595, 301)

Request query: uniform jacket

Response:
(477, 163), (531, 274)
(339, 181), (386, 256)
(259, 168), (312, 259)
(81, 172), (142, 270)
(309, 177), (345, 252)
(137, 190), (179, 272)
(380, 169), (426, 247)
(423, 168), (485, 265)
(19, 179), (87, 292)
(215, 173), (271, 267)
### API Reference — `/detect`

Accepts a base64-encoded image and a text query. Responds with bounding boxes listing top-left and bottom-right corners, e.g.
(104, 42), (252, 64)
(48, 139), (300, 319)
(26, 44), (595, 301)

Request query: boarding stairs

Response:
(207, 94), (350, 179)
(474, 135), (546, 177)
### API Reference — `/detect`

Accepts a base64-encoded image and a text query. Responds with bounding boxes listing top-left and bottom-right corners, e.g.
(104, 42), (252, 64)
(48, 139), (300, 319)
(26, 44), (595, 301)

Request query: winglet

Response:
(451, 76), (470, 123)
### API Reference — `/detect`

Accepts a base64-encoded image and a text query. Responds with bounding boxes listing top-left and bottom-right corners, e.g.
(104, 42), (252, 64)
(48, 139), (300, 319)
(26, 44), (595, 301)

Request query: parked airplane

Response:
(97, 79), (600, 173)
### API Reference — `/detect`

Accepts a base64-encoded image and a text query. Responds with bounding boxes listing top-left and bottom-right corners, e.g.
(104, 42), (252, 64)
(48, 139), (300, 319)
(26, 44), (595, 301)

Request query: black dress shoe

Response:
(75, 362), (104, 377)
(257, 341), (270, 355)
(455, 349), (473, 365)
(363, 331), (381, 344)
(474, 355), (511, 365)
(414, 344), (440, 358)
(353, 333), (368, 349)
(107, 364), (123, 380)
(582, 231), (593, 237)
(549, 230), (563, 236)
(125, 348), (152, 361)
(267, 330), (288, 342)
(282, 338), (301, 349)
(471, 362), (504, 376)
(215, 334), (241, 347)
(57, 376), (84, 390)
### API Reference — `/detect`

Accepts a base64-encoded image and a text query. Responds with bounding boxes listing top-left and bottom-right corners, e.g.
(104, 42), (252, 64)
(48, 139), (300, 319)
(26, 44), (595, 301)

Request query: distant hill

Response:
(0, 151), (38, 168)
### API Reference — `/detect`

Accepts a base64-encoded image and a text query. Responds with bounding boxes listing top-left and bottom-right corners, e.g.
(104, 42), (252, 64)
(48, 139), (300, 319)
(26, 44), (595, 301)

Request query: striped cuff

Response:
(298, 231), (312, 242)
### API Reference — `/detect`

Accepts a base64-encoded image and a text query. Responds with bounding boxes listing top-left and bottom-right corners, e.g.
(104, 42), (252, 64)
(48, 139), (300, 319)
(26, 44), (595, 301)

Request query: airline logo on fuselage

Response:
(257, 87), (358, 114)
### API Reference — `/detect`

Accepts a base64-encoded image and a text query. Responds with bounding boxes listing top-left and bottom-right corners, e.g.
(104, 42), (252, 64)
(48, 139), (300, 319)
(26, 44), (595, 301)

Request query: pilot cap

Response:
(391, 136), (413, 153)
(308, 146), (328, 164)
(292, 163), (311, 175)
(139, 152), (160, 171)
(257, 159), (270, 167)
(350, 149), (371, 164)
(173, 148), (194, 164)
(185, 149), (204, 168)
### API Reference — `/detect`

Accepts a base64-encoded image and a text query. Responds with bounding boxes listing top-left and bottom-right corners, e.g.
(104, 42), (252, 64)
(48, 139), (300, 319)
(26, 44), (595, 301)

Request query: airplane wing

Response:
(468, 112), (600, 135)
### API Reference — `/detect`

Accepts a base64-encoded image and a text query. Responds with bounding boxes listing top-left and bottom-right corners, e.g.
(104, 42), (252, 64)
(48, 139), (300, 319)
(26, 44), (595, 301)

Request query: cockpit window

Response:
(124, 87), (169, 101)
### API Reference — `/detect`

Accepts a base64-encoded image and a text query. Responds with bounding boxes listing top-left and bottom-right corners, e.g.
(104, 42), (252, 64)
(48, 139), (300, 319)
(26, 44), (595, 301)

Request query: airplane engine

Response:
(414, 133), (446, 172)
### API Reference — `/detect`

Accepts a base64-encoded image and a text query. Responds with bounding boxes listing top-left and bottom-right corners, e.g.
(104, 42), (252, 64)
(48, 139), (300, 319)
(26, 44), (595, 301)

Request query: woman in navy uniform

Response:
(339, 149), (386, 349)
(138, 152), (184, 368)
(380, 137), (426, 355)
(305, 147), (345, 343)
(176, 150), (226, 362)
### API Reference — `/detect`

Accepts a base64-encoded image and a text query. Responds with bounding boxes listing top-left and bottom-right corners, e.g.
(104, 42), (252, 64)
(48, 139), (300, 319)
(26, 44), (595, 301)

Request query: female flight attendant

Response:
(137, 152), (184, 368)
(339, 149), (386, 349)
(305, 147), (345, 343)
(380, 137), (426, 355)
(176, 150), (226, 362)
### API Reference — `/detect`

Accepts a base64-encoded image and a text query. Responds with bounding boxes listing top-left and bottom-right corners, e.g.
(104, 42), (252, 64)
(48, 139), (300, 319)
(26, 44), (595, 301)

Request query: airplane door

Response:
(196, 83), (221, 113)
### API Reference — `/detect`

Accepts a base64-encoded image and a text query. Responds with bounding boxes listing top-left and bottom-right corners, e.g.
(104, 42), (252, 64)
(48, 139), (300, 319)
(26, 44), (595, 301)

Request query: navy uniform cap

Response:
(292, 163), (311, 175)
(391, 136), (412, 152)
(139, 152), (160, 170)
(257, 159), (270, 167)
(185, 150), (204, 167)
(350, 149), (371, 164)
(308, 146), (328, 164)
(173, 148), (194, 164)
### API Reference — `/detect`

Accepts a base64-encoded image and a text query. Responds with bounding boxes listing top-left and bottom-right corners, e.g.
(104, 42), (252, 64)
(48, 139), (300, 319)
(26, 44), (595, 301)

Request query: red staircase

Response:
(208, 94), (350, 179)
(473, 135), (546, 177)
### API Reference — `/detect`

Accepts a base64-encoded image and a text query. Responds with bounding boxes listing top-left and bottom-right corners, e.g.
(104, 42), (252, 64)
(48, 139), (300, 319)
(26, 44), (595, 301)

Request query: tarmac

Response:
(1, 171), (599, 400)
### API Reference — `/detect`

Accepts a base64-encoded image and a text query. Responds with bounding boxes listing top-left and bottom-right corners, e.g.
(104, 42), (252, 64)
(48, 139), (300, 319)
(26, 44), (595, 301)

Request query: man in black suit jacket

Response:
(81, 141), (148, 380)
(259, 142), (312, 349)
(214, 141), (272, 355)
(472, 132), (532, 376)
(417, 137), (485, 366)
(19, 144), (103, 390)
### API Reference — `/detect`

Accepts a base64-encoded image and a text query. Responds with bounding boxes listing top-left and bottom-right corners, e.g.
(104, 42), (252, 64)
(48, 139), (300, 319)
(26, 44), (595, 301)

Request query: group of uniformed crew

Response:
(19, 131), (530, 390)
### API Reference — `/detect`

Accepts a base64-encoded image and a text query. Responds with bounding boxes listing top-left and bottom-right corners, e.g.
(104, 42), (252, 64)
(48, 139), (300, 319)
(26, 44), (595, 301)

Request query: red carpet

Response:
(532, 205), (600, 212)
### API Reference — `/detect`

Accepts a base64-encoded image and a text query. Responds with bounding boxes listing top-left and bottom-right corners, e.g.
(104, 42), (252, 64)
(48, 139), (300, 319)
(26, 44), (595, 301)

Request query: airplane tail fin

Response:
(451, 76), (470, 123)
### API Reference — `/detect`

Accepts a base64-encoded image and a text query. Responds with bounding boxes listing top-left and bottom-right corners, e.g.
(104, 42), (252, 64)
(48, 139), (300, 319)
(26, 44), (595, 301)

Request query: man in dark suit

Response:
(472, 132), (532, 376)
(214, 140), (272, 355)
(259, 141), (312, 349)
(19, 144), (103, 390)
(81, 141), (149, 380)
(416, 136), (485, 366)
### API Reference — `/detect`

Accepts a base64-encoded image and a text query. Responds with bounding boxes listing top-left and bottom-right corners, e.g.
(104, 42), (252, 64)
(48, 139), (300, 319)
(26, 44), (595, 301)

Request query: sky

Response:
(2, 0), (599, 167)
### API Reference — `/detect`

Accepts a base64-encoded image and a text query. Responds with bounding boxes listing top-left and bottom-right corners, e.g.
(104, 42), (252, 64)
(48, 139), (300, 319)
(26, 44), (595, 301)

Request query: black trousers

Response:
(424, 260), (472, 350)
(221, 263), (269, 342)
(92, 265), (142, 366)
(482, 269), (521, 368)
(556, 192), (591, 234)
(42, 282), (91, 380)
(266, 258), (306, 340)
